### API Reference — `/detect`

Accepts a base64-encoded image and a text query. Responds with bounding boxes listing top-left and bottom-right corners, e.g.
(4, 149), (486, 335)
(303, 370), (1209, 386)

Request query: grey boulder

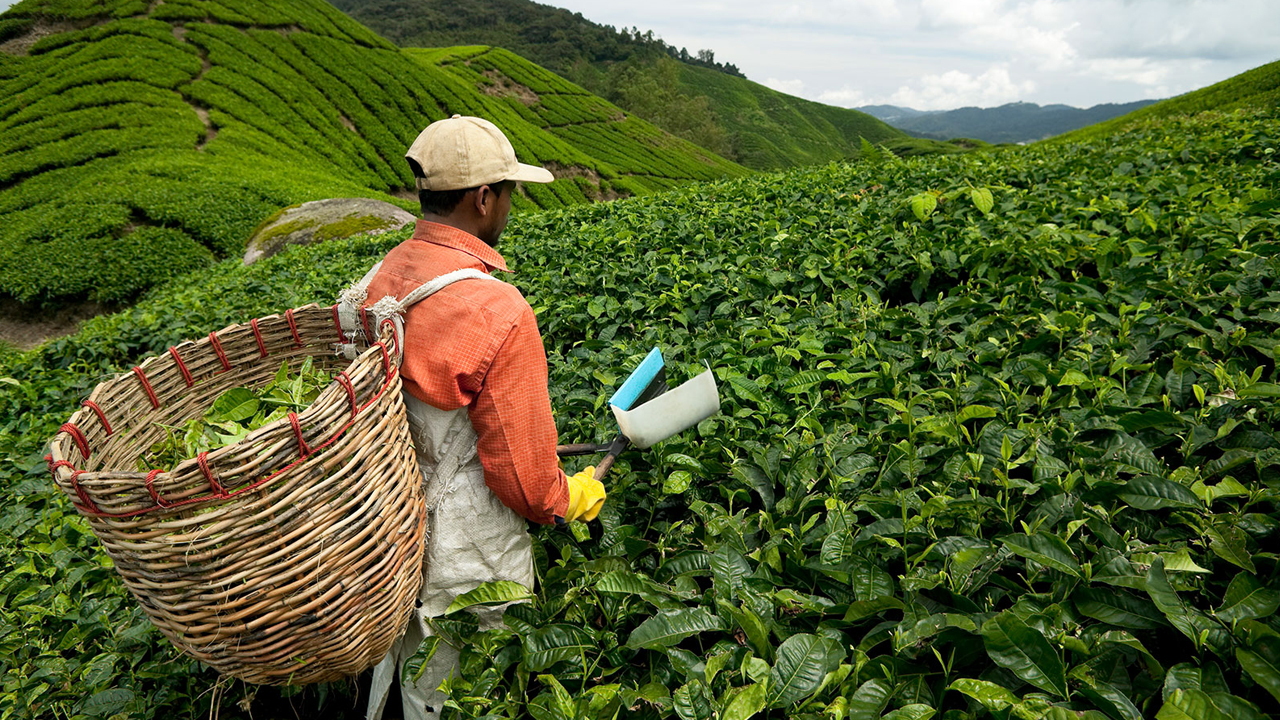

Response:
(244, 198), (416, 265)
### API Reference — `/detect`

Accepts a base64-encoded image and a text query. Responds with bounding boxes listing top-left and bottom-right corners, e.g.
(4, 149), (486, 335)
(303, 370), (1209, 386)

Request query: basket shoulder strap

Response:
(365, 268), (502, 361)
(399, 268), (500, 310)
(334, 261), (386, 359)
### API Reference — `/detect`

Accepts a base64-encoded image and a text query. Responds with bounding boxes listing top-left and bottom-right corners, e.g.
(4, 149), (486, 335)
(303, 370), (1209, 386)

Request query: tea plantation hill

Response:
(3, 107), (1279, 719)
(1058, 57), (1280, 143)
(0, 0), (747, 309)
(327, 0), (908, 170)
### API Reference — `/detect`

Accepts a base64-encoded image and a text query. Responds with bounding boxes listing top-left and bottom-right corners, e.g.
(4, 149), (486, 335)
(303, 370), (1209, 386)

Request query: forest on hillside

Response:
(326, 0), (905, 169)
(327, 0), (744, 78)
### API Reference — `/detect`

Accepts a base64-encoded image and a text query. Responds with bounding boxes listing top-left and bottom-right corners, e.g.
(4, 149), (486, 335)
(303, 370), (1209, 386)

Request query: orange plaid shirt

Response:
(365, 221), (569, 524)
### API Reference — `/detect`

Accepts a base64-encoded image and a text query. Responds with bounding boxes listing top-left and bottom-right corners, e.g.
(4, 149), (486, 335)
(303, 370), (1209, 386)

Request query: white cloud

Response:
(1085, 57), (1172, 87)
(817, 86), (870, 107)
(763, 77), (806, 96)
(887, 66), (1038, 110)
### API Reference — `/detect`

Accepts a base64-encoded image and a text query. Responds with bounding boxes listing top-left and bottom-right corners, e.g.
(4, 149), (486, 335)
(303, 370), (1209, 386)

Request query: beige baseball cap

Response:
(406, 114), (555, 191)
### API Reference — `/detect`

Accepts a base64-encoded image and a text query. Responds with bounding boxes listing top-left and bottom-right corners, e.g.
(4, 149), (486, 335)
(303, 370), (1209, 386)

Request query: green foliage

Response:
(328, 0), (746, 77)
(608, 58), (731, 158)
(327, 0), (906, 170)
(1, 109), (1279, 718)
(0, 2), (747, 307)
(140, 358), (331, 470)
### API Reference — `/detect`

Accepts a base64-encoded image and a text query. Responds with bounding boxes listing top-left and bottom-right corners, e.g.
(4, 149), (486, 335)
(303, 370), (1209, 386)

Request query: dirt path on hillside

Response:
(0, 300), (114, 351)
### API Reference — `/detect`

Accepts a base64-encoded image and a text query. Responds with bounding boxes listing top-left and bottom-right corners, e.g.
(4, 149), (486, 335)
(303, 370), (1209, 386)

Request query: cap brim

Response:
(508, 163), (555, 184)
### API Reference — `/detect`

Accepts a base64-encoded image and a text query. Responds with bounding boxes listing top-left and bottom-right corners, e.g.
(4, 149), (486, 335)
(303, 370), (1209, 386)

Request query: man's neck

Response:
(422, 213), (496, 248)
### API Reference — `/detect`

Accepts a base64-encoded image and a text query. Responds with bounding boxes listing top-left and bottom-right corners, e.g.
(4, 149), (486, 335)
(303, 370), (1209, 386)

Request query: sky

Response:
(2, 0), (1276, 111)
(545, 0), (1280, 110)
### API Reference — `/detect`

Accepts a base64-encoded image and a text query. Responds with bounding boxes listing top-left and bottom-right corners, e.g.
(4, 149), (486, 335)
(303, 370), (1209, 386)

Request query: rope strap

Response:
(168, 347), (194, 387)
(59, 423), (91, 460)
(250, 318), (268, 358)
(208, 332), (231, 372)
(331, 305), (345, 342)
(288, 412), (312, 455)
(337, 372), (358, 419)
(285, 309), (303, 347)
(144, 470), (170, 508)
(81, 400), (113, 436)
(197, 451), (225, 495)
(132, 367), (160, 409)
(360, 307), (373, 342)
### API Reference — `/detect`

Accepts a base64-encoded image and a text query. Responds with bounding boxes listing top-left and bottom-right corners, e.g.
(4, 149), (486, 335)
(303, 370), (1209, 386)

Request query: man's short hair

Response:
(408, 157), (512, 216)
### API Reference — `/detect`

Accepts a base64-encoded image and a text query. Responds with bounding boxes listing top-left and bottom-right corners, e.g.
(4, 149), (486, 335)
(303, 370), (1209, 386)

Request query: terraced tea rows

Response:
(0, 0), (747, 306)
(2, 108), (1277, 719)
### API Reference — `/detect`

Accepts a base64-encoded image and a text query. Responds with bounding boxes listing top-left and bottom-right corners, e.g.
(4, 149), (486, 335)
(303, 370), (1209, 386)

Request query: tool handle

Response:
(593, 436), (630, 482)
(556, 443), (611, 457)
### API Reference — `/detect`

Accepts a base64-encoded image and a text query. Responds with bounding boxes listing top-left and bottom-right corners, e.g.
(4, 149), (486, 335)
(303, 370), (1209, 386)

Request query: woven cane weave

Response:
(46, 304), (425, 685)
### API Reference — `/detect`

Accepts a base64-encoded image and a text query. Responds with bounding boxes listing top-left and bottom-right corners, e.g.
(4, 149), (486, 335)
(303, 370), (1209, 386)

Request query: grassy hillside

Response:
(2, 107), (1278, 718)
(0, 0), (746, 308)
(1057, 58), (1280, 142)
(674, 62), (908, 169)
(327, 0), (907, 170)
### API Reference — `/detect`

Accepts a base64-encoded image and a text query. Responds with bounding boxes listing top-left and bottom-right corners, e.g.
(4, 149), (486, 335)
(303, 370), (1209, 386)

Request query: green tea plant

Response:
(0, 0), (748, 307)
(0, 109), (1277, 718)
(139, 358), (331, 471)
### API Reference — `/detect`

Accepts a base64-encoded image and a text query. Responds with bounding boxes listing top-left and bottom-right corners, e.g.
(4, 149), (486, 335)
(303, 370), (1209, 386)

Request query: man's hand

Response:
(565, 467), (606, 522)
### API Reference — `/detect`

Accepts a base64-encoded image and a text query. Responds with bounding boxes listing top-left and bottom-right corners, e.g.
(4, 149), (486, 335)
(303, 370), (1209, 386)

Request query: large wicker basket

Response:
(45, 303), (424, 685)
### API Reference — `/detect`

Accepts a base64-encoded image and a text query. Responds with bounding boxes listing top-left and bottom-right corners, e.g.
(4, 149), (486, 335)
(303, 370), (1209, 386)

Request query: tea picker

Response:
(556, 347), (721, 488)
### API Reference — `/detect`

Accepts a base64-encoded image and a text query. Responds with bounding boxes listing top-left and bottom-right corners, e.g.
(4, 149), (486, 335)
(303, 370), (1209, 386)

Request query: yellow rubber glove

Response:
(565, 466), (606, 522)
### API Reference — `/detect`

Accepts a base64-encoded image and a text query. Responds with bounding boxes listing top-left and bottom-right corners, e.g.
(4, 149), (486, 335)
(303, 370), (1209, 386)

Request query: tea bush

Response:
(1, 109), (1278, 718)
(0, 0), (748, 306)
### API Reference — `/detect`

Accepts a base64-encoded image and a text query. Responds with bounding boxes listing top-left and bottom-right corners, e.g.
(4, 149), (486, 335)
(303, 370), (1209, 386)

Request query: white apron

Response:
(337, 266), (534, 720)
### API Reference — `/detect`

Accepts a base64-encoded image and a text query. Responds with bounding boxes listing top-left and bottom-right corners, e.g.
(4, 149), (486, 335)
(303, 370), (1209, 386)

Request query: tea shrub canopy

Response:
(0, 0), (747, 306)
(2, 108), (1278, 718)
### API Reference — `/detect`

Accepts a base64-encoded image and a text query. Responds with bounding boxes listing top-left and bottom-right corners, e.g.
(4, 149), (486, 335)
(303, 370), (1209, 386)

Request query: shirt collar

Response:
(411, 220), (510, 273)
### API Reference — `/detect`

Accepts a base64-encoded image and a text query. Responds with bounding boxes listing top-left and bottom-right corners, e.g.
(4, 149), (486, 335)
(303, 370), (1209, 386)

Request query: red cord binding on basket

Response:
(169, 347), (194, 387)
(48, 457), (100, 514)
(360, 307), (373, 344)
(144, 470), (171, 508)
(132, 367), (160, 409)
(251, 318), (268, 358)
(375, 342), (392, 378)
(336, 372), (358, 419)
(197, 451), (226, 496)
(81, 400), (112, 436)
(288, 412), (312, 455)
(285, 309), (303, 347)
(59, 423), (91, 460)
(379, 319), (399, 358)
(208, 332), (232, 373)
(331, 305), (345, 343)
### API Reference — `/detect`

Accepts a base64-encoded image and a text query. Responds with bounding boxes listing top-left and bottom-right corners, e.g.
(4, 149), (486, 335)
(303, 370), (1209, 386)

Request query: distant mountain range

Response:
(858, 100), (1160, 144)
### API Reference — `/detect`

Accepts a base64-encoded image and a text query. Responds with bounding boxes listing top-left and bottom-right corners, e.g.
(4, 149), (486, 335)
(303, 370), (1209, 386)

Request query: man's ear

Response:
(474, 185), (492, 216)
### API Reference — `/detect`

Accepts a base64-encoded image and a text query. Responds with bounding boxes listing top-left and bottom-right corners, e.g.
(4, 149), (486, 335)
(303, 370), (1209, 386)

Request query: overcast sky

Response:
(547, 0), (1280, 110)
(3, 0), (1276, 110)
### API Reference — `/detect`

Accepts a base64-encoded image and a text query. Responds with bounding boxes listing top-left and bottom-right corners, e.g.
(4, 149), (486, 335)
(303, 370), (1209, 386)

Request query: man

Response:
(363, 115), (606, 720)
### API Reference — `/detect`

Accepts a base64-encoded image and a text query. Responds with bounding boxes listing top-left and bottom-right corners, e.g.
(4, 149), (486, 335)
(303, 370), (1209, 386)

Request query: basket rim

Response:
(47, 304), (402, 519)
